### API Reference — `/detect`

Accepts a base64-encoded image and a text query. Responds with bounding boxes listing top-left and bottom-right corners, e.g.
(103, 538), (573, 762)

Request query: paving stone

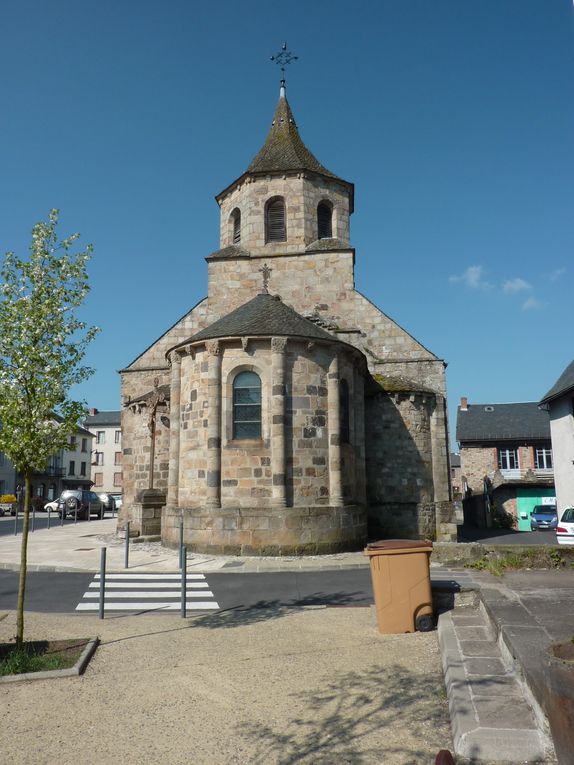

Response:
(459, 639), (500, 658)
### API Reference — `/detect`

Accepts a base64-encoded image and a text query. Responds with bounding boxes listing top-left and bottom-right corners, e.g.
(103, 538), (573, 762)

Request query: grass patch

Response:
(0, 639), (89, 676)
(466, 546), (566, 576)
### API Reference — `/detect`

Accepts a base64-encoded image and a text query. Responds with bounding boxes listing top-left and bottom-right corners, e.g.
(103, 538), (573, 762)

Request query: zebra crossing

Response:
(75, 572), (220, 612)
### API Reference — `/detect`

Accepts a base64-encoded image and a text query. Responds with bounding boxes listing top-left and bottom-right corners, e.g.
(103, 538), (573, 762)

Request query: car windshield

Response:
(561, 508), (574, 523)
(61, 490), (81, 499)
(533, 507), (556, 515)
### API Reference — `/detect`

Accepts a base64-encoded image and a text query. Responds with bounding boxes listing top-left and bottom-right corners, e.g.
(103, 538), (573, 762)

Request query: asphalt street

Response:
(0, 568), (375, 614)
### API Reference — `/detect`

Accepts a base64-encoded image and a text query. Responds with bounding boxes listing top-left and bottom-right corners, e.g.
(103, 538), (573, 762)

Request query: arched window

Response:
(317, 201), (333, 239)
(230, 208), (241, 244)
(233, 371), (262, 439)
(265, 197), (286, 243)
(340, 379), (350, 444)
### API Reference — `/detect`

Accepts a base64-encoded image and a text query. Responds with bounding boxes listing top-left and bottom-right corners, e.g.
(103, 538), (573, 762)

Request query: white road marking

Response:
(76, 572), (219, 612)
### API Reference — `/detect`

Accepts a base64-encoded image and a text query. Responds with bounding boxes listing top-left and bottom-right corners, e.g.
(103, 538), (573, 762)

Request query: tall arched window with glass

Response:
(340, 379), (350, 444)
(233, 371), (262, 439)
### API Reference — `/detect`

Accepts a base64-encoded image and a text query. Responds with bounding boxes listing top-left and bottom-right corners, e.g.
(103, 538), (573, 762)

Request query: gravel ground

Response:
(0, 607), (452, 764)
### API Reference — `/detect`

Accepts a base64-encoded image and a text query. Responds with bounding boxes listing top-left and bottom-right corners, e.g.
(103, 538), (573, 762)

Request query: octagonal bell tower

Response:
(215, 80), (354, 258)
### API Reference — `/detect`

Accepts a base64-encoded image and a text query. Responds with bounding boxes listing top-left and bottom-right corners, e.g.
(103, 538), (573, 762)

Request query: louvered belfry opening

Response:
(265, 197), (286, 242)
(317, 201), (332, 239)
(231, 208), (241, 244)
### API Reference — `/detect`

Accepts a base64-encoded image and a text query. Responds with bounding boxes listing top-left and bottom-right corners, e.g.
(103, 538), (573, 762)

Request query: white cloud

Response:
(522, 297), (542, 311)
(503, 277), (531, 293)
(449, 265), (491, 290)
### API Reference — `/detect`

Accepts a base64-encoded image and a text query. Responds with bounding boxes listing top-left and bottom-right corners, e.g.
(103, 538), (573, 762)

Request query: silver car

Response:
(57, 490), (104, 521)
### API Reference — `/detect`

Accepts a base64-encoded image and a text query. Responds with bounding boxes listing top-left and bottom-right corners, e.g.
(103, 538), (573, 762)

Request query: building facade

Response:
(0, 426), (94, 503)
(456, 397), (555, 530)
(540, 360), (574, 514)
(83, 409), (123, 499)
(119, 82), (454, 554)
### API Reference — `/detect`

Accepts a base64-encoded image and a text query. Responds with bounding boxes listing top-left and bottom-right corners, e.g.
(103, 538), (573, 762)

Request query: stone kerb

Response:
(163, 504), (367, 556)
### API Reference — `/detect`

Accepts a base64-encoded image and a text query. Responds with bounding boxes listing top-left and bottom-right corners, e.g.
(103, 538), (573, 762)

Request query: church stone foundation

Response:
(163, 504), (367, 556)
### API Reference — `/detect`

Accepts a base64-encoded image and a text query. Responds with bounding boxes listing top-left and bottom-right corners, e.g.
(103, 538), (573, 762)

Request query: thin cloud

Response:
(547, 268), (566, 282)
(449, 265), (491, 290)
(522, 297), (542, 311)
(503, 277), (531, 293)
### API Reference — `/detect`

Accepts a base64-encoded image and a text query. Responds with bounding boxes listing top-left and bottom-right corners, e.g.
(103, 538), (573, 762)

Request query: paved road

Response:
(457, 524), (560, 545)
(0, 568), (375, 614)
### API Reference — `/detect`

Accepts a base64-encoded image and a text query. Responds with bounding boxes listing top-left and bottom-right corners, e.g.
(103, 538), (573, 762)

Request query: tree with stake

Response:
(0, 210), (98, 648)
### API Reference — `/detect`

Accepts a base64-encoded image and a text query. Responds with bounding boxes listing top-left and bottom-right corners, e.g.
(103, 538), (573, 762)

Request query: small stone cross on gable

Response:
(259, 263), (272, 294)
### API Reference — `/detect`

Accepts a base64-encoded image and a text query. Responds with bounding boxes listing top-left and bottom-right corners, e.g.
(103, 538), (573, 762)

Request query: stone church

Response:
(119, 81), (454, 554)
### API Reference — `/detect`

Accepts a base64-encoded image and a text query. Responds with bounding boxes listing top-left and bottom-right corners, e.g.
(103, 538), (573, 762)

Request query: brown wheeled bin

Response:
(364, 539), (433, 634)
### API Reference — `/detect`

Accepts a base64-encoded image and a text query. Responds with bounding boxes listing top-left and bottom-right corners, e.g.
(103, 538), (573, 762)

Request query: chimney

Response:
(460, 397), (468, 411)
(90, 407), (98, 416)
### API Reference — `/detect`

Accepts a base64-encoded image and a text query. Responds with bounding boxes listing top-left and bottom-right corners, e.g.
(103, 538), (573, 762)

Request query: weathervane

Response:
(270, 42), (298, 82)
(259, 263), (272, 294)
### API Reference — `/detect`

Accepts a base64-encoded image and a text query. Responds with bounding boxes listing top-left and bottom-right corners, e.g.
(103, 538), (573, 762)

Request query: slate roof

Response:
(177, 293), (341, 346)
(83, 411), (121, 427)
(540, 359), (574, 405)
(207, 245), (250, 260)
(247, 94), (342, 180)
(456, 402), (550, 443)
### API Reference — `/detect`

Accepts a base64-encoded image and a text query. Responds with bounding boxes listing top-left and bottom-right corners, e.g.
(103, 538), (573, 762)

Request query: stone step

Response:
(438, 602), (556, 762)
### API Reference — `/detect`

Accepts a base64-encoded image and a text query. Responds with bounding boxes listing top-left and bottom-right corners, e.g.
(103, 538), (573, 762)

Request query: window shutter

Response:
(266, 199), (286, 242)
(317, 202), (332, 239)
(232, 210), (241, 244)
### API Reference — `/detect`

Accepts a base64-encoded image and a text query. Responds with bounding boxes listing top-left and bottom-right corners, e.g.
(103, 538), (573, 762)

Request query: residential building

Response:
(119, 78), (455, 552)
(0, 426), (94, 503)
(456, 397), (555, 530)
(539, 359), (574, 513)
(450, 453), (461, 496)
(83, 409), (122, 499)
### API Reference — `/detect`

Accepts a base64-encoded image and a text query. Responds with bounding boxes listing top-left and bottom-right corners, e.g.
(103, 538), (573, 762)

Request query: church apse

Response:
(119, 70), (455, 550)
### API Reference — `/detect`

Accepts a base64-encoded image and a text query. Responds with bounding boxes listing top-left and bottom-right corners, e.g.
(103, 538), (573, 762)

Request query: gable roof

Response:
(540, 359), (574, 405)
(172, 292), (343, 350)
(456, 402), (550, 443)
(83, 410), (121, 427)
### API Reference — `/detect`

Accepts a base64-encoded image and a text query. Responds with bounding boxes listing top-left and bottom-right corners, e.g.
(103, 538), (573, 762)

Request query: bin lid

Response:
(365, 539), (433, 552)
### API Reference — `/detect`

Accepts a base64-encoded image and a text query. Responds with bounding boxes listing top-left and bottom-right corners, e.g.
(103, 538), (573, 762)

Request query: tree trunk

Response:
(16, 473), (31, 649)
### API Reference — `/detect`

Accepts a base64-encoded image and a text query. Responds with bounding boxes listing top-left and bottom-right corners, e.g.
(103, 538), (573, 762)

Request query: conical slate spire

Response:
(247, 87), (340, 180)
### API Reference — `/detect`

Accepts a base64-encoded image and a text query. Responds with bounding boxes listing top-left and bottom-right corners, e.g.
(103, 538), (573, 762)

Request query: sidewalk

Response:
(1, 519), (571, 762)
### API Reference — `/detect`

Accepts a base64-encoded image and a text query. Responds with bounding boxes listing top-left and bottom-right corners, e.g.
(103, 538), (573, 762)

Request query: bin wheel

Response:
(415, 614), (433, 632)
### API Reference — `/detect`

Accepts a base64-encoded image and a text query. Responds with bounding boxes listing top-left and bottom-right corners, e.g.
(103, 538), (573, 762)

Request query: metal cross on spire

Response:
(270, 42), (298, 85)
(259, 263), (272, 294)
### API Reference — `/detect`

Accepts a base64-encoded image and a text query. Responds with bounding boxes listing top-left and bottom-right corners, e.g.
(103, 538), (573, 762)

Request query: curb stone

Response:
(0, 637), (99, 684)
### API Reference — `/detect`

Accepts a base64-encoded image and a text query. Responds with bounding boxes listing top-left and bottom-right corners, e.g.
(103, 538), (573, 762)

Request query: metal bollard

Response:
(124, 521), (130, 569)
(47, 507), (51, 530)
(31, 505), (35, 533)
(99, 547), (106, 620)
(181, 546), (187, 618)
(179, 520), (184, 570)
(13, 509), (18, 536)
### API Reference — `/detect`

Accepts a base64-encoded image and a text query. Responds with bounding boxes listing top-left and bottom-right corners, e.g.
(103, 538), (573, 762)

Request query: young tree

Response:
(0, 210), (99, 647)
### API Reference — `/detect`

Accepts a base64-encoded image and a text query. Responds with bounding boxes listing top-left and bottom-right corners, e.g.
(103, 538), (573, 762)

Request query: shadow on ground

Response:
(191, 591), (364, 629)
(237, 663), (455, 764)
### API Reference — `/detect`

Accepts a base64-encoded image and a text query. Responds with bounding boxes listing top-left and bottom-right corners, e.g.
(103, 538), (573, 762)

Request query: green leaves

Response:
(0, 210), (100, 473)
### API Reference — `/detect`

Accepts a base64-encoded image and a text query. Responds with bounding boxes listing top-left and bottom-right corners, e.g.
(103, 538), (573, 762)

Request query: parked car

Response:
(44, 499), (59, 513)
(556, 507), (574, 545)
(97, 493), (116, 512)
(530, 505), (558, 531)
(57, 490), (104, 520)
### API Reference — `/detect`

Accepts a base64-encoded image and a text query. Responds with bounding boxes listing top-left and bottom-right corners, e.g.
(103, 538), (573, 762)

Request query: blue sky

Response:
(1, 1), (573, 448)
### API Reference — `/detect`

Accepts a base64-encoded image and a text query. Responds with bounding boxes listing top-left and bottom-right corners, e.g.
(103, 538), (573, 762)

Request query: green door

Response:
(516, 488), (556, 531)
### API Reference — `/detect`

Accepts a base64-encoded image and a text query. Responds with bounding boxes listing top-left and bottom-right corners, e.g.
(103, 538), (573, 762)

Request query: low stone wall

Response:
(162, 504), (367, 555)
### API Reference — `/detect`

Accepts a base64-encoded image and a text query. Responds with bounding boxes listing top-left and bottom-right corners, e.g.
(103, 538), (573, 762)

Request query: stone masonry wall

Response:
(218, 172), (351, 255)
(460, 446), (497, 492)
